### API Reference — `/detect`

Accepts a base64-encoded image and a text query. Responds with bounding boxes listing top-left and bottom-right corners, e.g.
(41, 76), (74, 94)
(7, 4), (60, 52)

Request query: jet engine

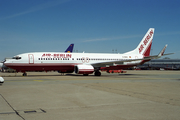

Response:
(75, 65), (94, 75)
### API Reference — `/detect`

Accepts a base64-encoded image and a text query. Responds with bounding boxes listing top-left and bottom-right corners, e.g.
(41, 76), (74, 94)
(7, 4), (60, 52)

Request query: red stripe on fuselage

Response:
(4, 63), (77, 72)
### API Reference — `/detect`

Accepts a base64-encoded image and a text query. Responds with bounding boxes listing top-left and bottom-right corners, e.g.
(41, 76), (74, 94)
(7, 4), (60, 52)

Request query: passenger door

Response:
(28, 54), (34, 64)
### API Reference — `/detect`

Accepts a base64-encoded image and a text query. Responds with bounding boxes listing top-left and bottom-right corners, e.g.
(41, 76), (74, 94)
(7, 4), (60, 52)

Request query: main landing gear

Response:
(94, 71), (101, 76)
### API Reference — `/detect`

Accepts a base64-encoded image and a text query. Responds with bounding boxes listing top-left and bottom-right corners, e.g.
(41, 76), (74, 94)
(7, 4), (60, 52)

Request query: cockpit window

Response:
(12, 56), (22, 60)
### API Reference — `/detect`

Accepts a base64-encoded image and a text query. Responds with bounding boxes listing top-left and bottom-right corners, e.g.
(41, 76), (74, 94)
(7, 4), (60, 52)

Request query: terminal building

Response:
(137, 59), (180, 70)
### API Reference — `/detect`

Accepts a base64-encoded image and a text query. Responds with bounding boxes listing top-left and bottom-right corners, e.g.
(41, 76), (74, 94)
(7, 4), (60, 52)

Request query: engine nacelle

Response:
(75, 65), (94, 74)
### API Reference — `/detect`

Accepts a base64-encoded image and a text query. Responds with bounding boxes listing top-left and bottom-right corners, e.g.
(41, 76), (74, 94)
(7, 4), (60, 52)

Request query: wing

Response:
(91, 44), (174, 67)
(90, 57), (151, 67)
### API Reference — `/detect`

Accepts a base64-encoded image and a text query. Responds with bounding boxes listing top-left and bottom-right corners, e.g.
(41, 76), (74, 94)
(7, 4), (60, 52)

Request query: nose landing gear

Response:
(22, 72), (27, 76)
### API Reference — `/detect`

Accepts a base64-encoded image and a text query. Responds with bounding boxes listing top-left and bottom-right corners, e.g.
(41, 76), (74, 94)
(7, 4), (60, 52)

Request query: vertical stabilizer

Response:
(65, 44), (74, 53)
(124, 28), (154, 57)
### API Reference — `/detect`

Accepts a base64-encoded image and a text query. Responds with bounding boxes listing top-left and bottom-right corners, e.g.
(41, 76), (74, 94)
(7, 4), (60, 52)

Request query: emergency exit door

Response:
(28, 54), (34, 64)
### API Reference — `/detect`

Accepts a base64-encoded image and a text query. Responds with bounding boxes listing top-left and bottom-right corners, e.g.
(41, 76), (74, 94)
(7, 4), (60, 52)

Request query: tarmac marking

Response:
(33, 80), (44, 82)
(0, 112), (16, 115)
(0, 94), (25, 120)
(18, 109), (46, 114)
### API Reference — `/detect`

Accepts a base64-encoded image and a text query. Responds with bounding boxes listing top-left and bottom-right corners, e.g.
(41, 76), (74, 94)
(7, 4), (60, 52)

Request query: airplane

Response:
(3, 28), (173, 76)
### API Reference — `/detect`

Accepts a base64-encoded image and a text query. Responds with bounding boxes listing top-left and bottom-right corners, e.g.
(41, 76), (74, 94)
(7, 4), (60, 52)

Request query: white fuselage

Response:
(4, 52), (144, 73)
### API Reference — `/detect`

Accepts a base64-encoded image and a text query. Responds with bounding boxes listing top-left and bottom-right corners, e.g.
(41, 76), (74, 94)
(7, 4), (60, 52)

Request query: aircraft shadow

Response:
(2, 73), (137, 77)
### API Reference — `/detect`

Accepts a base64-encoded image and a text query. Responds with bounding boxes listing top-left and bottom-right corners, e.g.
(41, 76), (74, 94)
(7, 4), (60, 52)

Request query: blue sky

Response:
(0, 0), (180, 60)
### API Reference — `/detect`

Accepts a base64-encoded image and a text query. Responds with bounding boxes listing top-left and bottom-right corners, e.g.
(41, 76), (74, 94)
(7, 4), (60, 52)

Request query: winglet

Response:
(65, 44), (74, 53)
(158, 44), (168, 57)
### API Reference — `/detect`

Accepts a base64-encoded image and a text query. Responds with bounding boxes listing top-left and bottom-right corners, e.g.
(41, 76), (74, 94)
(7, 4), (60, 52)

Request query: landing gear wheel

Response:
(23, 72), (27, 76)
(94, 71), (101, 76)
(83, 74), (89, 76)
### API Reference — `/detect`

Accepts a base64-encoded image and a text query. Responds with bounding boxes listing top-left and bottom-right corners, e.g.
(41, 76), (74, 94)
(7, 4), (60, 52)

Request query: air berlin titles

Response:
(139, 30), (153, 54)
(41, 54), (72, 58)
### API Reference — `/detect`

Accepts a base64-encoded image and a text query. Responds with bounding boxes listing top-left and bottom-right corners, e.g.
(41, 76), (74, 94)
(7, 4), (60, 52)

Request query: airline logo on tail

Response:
(65, 44), (74, 53)
(139, 30), (154, 54)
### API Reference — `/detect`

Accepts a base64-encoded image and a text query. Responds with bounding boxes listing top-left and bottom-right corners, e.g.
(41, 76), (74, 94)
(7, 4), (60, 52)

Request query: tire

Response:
(95, 71), (101, 76)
